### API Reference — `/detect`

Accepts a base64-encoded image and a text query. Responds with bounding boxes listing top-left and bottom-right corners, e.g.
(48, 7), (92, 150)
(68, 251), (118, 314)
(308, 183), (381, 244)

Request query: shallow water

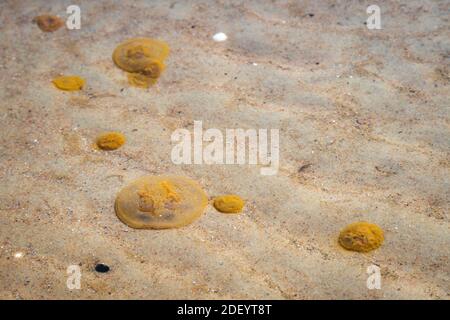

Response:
(0, 0), (448, 299)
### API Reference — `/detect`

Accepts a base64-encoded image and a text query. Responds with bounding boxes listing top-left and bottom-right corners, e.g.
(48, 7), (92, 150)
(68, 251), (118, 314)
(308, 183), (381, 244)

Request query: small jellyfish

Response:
(52, 76), (85, 91)
(213, 195), (245, 213)
(338, 222), (384, 252)
(33, 15), (64, 32)
(112, 38), (170, 88)
(115, 176), (208, 229)
(96, 132), (126, 150)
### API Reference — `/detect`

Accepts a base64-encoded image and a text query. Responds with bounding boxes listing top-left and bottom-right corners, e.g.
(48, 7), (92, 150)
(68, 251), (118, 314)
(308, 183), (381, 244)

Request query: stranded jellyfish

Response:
(96, 132), (126, 150)
(115, 176), (208, 229)
(112, 38), (170, 88)
(213, 195), (245, 213)
(52, 76), (85, 91)
(33, 15), (64, 32)
(338, 222), (384, 252)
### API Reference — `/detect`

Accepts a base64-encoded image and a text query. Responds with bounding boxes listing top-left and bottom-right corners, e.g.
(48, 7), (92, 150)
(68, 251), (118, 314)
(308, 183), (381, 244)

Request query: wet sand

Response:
(0, 0), (448, 299)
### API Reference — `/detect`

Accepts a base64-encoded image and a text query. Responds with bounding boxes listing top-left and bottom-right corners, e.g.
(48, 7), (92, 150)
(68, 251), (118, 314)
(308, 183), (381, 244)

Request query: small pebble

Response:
(95, 263), (110, 273)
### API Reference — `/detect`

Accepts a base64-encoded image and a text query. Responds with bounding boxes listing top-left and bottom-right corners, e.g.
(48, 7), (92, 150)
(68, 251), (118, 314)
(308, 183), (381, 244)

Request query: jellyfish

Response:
(33, 15), (64, 32)
(52, 76), (85, 91)
(112, 38), (170, 88)
(115, 176), (208, 229)
(213, 195), (245, 213)
(338, 222), (384, 252)
(96, 132), (126, 150)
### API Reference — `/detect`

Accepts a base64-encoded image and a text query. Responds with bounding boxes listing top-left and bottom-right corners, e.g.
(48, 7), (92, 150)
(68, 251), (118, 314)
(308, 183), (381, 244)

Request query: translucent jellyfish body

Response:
(338, 222), (384, 252)
(115, 176), (208, 229)
(112, 38), (170, 88)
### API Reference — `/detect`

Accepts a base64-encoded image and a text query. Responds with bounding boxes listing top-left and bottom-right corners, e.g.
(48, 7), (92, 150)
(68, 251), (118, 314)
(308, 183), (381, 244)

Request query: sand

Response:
(0, 0), (448, 299)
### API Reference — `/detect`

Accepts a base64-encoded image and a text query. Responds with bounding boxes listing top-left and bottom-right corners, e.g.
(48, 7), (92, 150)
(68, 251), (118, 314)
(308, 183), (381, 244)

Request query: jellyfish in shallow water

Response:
(112, 38), (170, 88)
(338, 222), (384, 252)
(115, 176), (208, 229)
(34, 15), (64, 32)
(213, 195), (245, 213)
(52, 76), (85, 91)
(96, 132), (126, 150)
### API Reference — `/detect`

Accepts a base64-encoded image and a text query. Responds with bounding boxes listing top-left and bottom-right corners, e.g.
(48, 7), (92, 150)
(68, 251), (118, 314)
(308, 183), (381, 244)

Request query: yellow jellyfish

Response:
(213, 195), (245, 214)
(96, 132), (126, 150)
(112, 38), (170, 88)
(52, 76), (85, 91)
(115, 176), (208, 229)
(338, 222), (384, 252)
(34, 15), (64, 32)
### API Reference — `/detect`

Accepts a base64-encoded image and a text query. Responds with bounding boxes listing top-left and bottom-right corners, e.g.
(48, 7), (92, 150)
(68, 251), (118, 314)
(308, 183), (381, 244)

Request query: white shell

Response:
(212, 32), (227, 42)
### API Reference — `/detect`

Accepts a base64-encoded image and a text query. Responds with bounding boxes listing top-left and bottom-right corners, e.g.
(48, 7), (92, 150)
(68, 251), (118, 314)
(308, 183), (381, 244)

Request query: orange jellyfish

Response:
(115, 176), (208, 229)
(338, 222), (384, 252)
(213, 195), (245, 214)
(112, 38), (170, 88)
(34, 15), (64, 32)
